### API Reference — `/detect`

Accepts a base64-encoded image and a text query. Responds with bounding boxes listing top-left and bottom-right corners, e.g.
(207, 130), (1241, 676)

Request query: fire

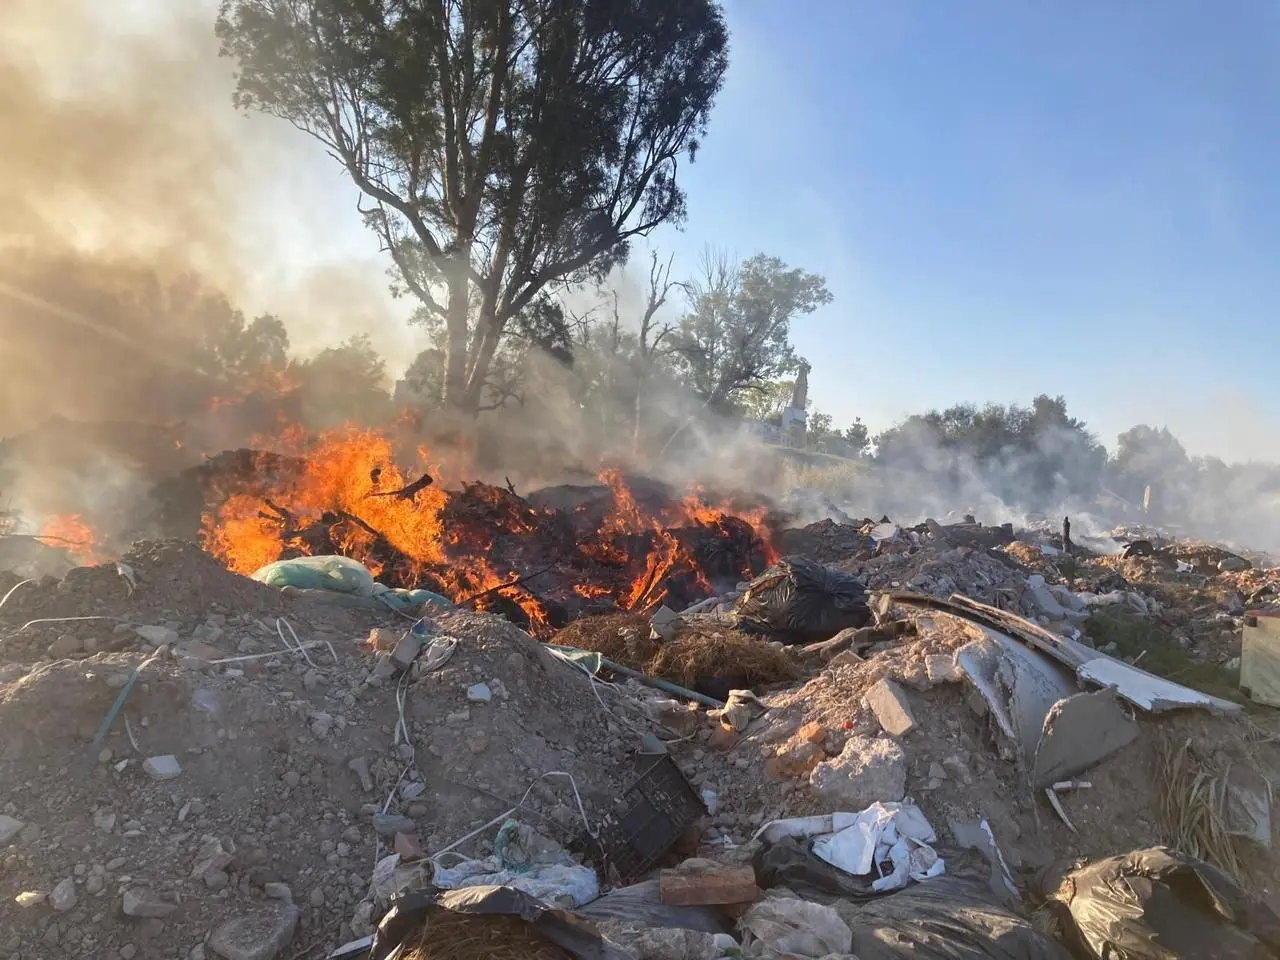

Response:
(199, 427), (776, 635)
(37, 514), (103, 565)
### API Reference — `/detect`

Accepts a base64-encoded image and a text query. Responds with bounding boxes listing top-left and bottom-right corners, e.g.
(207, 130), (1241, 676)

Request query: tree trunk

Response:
(461, 294), (503, 415)
(441, 256), (471, 410)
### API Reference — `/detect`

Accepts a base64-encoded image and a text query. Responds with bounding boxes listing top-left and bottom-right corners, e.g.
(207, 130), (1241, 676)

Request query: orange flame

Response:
(37, 514), (104, 565)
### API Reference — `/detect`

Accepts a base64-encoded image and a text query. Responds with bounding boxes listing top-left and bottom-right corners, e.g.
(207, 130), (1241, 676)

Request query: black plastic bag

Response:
(1044, 846), (1280, 959)
(735, 555), (870, 644)
(849, 874), (1072, 960)
(369, 885), (632, 960)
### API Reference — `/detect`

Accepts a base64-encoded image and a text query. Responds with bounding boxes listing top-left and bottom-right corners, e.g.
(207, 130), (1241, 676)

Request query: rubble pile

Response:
(5, 502), (1280, 959)
(0, 551), (654, 959)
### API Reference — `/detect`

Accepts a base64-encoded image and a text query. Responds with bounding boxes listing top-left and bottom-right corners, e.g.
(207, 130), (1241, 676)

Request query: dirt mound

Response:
(0, 595), (652, 958)
(0, 539), (292, 663)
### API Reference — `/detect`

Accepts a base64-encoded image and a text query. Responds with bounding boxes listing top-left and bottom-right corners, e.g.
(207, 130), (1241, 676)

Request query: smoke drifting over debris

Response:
(0, 0), (411, 436)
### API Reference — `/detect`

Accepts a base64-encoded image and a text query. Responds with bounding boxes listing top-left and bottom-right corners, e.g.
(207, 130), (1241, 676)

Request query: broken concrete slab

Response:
(864, 678), (916, 737)
(1075, 655), (1242, 715)
(650, 605), (682, 642)
(208, 902), (300, 960)
(808, 735), (906, 810)
(1031, 687), (1139, 789)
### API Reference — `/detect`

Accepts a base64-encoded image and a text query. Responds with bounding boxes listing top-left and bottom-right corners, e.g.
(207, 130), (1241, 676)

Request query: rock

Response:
(0, 814), (25, 844)
(308, 713), (334, 738)
(208, 902), (300, 960)
(1047, 584), (1088, 614)
(122, 888), (177, 918)
(797, 721), (827, 744)
(309, 887), (326, 907)
(924, 655), (961, 685)
(143, 755), (182, 780)
(15, 890), (45, 908)
(766, 741), (824, 779)
(1219, 556), (1251, 572)
(659, 860), (759, 906)
(641, 699), (701, 738)
(809, 735), (906, 809)
(120, 946), (137, 960)
(48, 635), (83, 658)
(372, 813), (416, 836)
(650, 605), (682, 642)
(191, 837), (235, 884)
(828, 651), (864, 670)
(864, 679), (916, 737)
(1125, 592), (1150, 616)
(393, 832), (425, 861)
(390, 632), (422, 671)
(1025, 575), (1070, 620)
(367, 655), (397, 684)
(135, 625), (179, 647)
(93, 810), (117, 832)
(347, 757), (374, 793)
(465, 729), (489, 754)
(466, 682), (492, 703)
(50, 877), (77, 912)
(264, 883), (293, 903)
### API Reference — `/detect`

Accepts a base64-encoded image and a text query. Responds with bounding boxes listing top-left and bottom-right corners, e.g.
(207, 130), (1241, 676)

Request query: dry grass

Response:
(778, 459), (864, 497)
(649, 625), (802, 690)
(551, 613), (656, 669)
(1158, 735), (1241, 880)
(401, 910), (573, 960)
(554, 614), (801, 690)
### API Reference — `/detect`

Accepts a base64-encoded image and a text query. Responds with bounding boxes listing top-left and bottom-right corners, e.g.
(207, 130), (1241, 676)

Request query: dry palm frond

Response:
(1158, 735), (1241, 880)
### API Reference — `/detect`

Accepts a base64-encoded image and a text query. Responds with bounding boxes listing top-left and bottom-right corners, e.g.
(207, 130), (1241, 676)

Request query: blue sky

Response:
(638, 1), (1280, 461)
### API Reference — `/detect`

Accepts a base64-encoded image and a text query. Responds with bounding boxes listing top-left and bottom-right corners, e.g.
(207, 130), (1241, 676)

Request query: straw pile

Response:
(401, 909), (574, 960)
(555, 615), (800, 691)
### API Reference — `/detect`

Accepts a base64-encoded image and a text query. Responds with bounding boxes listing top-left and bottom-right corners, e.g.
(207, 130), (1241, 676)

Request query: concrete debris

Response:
(142, 754), (183, 780)
(863, 678), (916, 736)
(808, 735), (907, 810)
(208, 902), (300, 960)
(466, 682), (492, 703)
(389, 631), (421, 671)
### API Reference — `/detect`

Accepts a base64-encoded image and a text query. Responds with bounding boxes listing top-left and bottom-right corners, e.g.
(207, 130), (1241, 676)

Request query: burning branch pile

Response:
(199, 428), (777, 635)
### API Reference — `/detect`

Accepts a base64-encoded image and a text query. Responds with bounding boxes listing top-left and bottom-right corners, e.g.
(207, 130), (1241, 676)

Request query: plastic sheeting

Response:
(368, 885), (632, 960)
(1047, 846), (1280, 959)
(251, 555), (455, 612)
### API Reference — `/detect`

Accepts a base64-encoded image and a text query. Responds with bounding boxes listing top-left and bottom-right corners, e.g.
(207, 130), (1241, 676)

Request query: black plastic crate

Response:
(599, 752), (706, 885)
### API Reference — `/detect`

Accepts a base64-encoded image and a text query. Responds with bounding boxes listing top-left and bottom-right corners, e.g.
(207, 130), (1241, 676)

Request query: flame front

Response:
(198, 429), (776, 633)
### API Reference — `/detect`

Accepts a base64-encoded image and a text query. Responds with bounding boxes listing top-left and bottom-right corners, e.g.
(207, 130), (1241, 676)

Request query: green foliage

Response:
(671, 251), (831, 411)
(1083, 608), (1245, 705)
(216, 0), (729, 414)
